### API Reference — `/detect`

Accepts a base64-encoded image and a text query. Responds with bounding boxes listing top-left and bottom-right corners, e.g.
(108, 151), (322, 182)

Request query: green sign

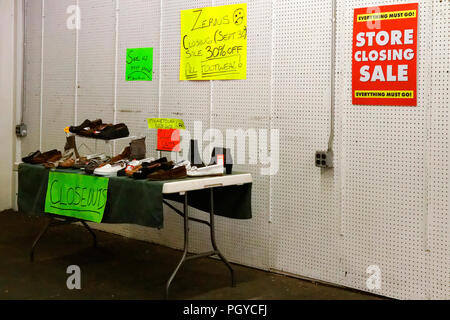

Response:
(45, 172), (109, 223)
(126, 48), (153, 81)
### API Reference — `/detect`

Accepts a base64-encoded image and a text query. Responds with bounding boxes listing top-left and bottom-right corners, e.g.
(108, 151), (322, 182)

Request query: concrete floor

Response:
(0, 210), (381, 300)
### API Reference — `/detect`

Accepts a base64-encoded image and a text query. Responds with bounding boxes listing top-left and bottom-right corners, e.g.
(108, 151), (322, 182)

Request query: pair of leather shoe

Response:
(69, 119), (102, 134)
(94, 123), (129, 140)
(147, 166), (187, 181)
(130, 158), (172, 180)
(70, 119), (129, 140)
(110, 146), (131, 163)
(143, 158), (185, 181)
(22, 150), (41, 164)
(28, 150), (62, 165)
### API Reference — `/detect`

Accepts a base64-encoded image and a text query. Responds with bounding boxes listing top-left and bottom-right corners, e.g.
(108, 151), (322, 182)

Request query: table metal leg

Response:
(30, 217), (98, 262)
(81, 221), (98, 248)
(30, 218), (52, 262)
(209, 188), (236, 287)
(165, 193), (189, 299)
(164, 189), (237, 298)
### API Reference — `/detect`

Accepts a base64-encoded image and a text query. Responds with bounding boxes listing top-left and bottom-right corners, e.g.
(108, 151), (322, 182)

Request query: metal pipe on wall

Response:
(328, 0), (336, 152)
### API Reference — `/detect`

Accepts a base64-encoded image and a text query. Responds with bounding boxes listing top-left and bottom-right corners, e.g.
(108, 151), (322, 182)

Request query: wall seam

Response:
(74, 0), (79, 125)
(39, 0), (45, 150)
(423, 0), (436, 300)
(113, 0), (120, 155)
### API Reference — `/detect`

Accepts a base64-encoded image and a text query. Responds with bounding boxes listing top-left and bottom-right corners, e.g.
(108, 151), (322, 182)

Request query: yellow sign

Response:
(147, 118), (186, 130)
(180, 3), (247, 80)
(357, 10), (416, 22)
(354, 90), (414, 99)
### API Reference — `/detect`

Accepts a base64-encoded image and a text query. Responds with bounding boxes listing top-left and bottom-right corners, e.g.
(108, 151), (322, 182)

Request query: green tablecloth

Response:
(18, 163), (252, 228)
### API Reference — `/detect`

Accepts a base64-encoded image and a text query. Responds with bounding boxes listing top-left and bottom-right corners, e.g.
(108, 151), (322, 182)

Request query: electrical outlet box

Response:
(315, 150), (333, 168)
(16, 123), (27, 137)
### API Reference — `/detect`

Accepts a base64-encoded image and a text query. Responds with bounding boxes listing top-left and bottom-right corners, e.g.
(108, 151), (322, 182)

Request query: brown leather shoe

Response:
(22, 150), (41, 163)
(79, 123), (111, 138)
(47, 151), (62, 163)
(73, 157), (89, 169)
(30, 150), (60, 164)
(58, 158), (75, 168)
(110, 146), (131, 163)
(147, 166), (187, 181)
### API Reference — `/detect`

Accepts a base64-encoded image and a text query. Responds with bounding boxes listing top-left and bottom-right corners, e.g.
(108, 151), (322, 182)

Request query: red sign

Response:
(352, 3), (418, 106)
(157, 129), (180, 152)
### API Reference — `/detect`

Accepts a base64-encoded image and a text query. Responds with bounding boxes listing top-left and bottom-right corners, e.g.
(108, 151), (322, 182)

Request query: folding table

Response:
(161, 174), (252, 298)
(17, 163), (252, 298)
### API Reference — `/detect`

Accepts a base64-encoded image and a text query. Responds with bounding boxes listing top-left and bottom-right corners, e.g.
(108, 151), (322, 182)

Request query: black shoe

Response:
(96, 123), (129, 140)
(22, 150), (41, 164)
(132, 165), (161, 180)
(188, 140), (205, 168)
(142, 157), (167, 168)
(209, 147), (233, 174)
(117, 167), (127, 177)
(69, 119), (91, 134)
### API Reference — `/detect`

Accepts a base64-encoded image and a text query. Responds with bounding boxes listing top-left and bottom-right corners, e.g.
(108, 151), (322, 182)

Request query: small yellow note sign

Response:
(148, 118), (186, 130)
(180, 3), (247, 81)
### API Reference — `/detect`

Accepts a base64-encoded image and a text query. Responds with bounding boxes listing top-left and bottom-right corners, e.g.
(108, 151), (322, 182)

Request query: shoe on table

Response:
(73, 157), (89, 169)
(174, 160), (191, 170)
(131, 162), (162, 180)
(56, 149), (76, 168)
(187, 164), (224, 177)
(130, 137), (146, 160)
(142, 157), (167, 167)
(42, 153), (64, 169)
(58, 159), (75, 168)
(110, 146), (131, 163)
(147, 166), (187, 181)
(84, 159), (104, 175)
(30, 149), (61, 164)
(22, 150), (41, 164)
(124, 160), (142, 177)
(94, 162), (127, 177)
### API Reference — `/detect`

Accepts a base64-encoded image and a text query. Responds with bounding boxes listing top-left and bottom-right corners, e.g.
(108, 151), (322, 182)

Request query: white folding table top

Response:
(162, 173), (252, 194)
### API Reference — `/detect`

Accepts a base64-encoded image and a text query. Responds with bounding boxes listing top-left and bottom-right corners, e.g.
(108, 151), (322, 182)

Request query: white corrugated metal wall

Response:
(21, 0), (449, 299)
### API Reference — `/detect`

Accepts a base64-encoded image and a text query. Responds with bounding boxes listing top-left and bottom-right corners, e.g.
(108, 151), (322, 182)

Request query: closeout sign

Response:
(45, 172), (109, 223)
(352, 3), (418, 106)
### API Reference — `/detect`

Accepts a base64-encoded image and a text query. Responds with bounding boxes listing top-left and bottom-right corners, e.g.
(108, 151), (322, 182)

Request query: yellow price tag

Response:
(147, 118), (186, 130)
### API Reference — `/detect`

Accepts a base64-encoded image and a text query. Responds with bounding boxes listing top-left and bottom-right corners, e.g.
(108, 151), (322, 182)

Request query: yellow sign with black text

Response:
(180, 3), (247, 80)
